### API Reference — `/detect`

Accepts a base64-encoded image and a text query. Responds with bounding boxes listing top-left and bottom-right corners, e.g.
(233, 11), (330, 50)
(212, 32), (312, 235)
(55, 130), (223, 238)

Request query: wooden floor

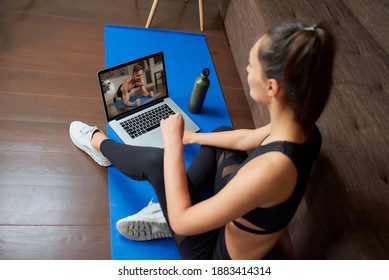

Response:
(0, 0), (254, 259)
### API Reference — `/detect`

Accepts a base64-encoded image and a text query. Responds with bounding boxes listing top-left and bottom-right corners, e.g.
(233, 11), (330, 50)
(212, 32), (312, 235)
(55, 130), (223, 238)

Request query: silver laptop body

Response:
(97, 51), (199, 148)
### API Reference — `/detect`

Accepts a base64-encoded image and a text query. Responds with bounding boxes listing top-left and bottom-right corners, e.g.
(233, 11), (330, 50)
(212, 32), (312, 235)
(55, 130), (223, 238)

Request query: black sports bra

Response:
(231, 126), (322, 234)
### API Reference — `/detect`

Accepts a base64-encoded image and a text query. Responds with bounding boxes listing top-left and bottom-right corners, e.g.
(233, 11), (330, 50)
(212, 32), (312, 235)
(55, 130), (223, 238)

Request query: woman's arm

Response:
(161, 114), (296, 236)
(184, 123), (271, 151)
(166, 155), (297, 235)
(161, 114), (193, 232)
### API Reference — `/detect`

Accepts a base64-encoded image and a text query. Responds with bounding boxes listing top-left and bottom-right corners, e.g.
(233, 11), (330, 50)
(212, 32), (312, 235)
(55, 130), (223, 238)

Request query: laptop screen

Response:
(98, 52), (168, 121)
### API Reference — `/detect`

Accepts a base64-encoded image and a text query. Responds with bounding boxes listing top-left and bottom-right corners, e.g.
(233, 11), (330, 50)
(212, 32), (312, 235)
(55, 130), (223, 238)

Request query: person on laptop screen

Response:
(70, 20), (336, 259)
(113, 64), (154, 107)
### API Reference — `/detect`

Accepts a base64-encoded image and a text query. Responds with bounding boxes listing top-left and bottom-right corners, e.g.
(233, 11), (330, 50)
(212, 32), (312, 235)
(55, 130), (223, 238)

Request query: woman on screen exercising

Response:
(69, 20), (336, 259)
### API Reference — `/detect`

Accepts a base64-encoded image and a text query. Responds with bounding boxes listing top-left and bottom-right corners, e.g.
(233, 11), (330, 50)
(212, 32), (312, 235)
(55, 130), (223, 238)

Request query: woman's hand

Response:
(160, 114), (185, 146)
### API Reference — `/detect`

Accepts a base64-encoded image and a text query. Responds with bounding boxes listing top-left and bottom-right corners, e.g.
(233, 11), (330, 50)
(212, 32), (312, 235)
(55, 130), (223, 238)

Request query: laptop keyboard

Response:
(120, 103), (175, 139)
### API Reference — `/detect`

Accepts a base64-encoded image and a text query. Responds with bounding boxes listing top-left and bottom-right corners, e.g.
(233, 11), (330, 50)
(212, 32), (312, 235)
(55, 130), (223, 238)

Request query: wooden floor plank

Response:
(0, 120), (106, 153)
(0, 47), (104, 75)
(222, 87), (255, 129)
(0, 150), (107, 187)
(1, 11), (104, 54)
(210, 50), (246, 89)
(0, 68), (100, 99)
(0, 185), (109, 225)
(0, 226), (111, 260)
(0, 91), (105, 124)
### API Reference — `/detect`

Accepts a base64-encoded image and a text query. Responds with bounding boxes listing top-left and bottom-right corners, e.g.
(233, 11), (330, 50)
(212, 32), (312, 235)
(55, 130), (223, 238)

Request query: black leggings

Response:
(100, 126), (248, 259)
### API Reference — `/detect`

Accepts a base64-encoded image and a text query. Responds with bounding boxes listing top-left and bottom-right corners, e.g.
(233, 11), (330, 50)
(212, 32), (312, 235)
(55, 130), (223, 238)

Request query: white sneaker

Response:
(69, 121), (111, 167)
(116, 200), (172, 241)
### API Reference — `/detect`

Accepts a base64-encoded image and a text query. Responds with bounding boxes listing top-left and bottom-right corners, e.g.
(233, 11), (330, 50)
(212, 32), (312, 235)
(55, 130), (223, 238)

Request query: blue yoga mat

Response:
(114, 92), (162, 109)
(105, 26), (232, 260)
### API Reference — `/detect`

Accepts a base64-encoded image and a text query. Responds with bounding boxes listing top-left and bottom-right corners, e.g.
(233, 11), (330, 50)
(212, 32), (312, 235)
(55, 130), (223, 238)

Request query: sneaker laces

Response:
(147, 198), (155, 206)
(139, 199), (162, 215)
(79, 125), (98, 139)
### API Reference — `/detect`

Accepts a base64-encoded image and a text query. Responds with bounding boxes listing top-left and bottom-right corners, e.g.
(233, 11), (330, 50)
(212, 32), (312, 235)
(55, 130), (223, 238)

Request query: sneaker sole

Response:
(70, 133), (111, 167)
(116, 220), (172, 241)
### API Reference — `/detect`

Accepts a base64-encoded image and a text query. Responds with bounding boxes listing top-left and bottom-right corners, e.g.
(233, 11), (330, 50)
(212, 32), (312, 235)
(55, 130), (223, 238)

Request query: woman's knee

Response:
(144, 147), (164, 171)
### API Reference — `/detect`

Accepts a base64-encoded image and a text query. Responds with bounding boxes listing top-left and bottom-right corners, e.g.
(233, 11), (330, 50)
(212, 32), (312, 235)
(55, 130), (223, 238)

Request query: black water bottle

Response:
(188, 68), (210, 114)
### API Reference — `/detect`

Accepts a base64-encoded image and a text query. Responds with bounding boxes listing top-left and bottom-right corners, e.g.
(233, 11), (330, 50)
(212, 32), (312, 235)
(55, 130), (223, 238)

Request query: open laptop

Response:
(97, 51), (200, 148)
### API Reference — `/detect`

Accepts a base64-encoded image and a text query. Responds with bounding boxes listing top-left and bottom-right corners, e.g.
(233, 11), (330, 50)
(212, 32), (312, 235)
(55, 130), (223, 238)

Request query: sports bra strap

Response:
(232, 220), (267, 234)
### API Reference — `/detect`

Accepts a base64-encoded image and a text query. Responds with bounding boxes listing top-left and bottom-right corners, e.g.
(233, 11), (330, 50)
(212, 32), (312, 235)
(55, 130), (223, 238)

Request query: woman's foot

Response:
(116, 199), (172, 241)
(69, 121), (111, 167)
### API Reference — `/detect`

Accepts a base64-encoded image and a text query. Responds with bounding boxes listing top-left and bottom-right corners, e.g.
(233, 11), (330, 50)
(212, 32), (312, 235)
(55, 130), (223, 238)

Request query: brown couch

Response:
(218, 0), (389, 259)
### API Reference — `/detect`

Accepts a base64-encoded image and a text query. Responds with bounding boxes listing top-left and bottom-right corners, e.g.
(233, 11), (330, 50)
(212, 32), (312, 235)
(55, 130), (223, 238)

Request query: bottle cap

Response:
(201, 68), (210, 77)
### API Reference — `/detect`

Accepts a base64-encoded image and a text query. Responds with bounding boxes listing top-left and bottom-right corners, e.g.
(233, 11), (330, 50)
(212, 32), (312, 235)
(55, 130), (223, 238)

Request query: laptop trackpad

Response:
(133, 129), (164, 148)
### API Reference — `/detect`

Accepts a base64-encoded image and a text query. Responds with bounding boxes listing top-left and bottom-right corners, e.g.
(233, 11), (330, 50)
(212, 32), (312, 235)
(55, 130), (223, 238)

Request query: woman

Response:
(70, 21), (336, 259)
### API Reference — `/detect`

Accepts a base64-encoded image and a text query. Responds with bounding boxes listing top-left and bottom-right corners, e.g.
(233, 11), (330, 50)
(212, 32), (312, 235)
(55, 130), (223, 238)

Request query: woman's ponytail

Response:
(259, 21), (337, 135)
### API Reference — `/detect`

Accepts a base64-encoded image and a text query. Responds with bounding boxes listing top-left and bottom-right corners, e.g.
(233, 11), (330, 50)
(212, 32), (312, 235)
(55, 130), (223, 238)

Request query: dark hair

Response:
(259, 21), (337, 135)
(133, 64), (143, 73)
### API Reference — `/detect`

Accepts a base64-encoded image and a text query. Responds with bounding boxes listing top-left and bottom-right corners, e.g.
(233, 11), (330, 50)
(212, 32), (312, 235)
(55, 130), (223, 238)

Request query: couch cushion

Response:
(345, 0), (389, 56)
